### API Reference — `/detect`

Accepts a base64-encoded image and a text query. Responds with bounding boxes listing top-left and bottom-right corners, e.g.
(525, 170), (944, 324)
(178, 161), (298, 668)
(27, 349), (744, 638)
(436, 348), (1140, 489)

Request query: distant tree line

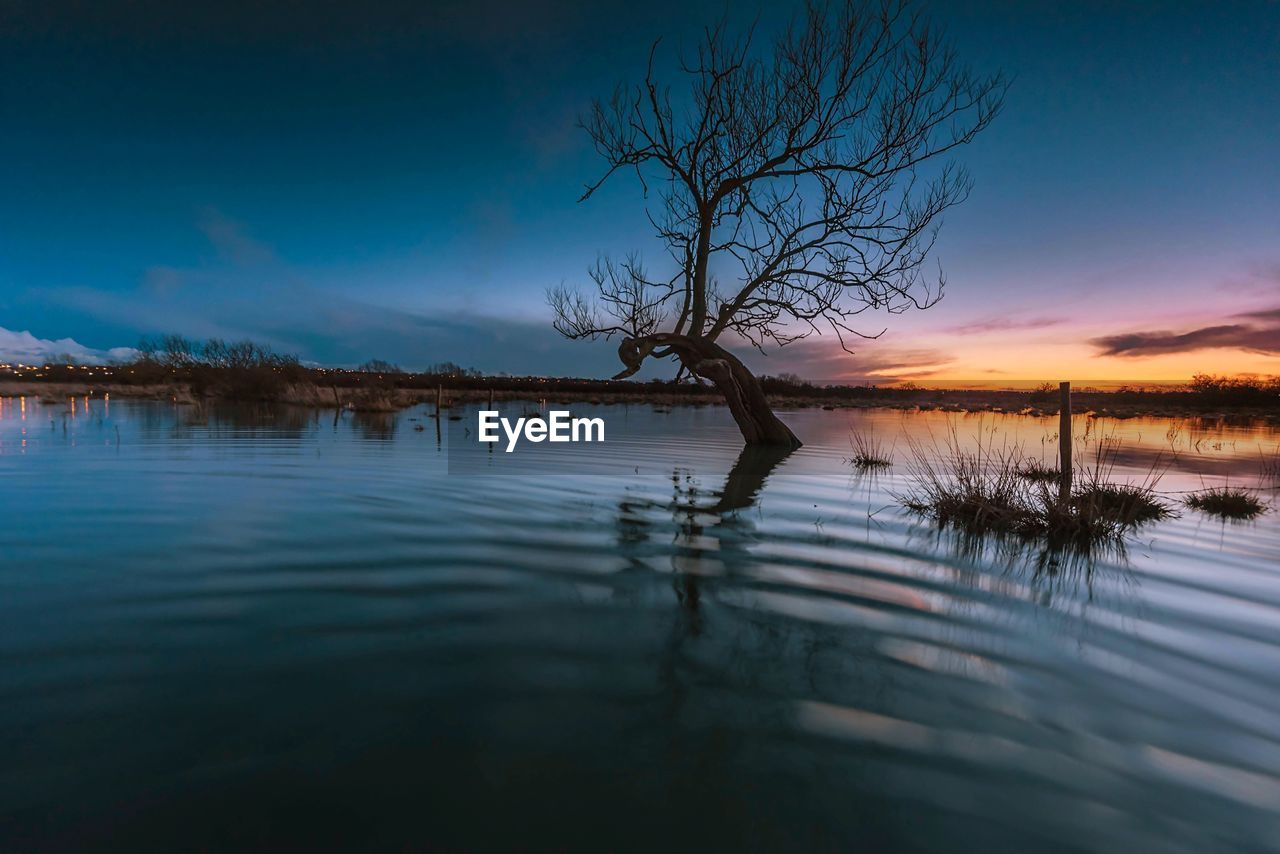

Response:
(133, 335), (304, 399)
(1187, 374), (1280, 405)
(13, 333), (1260, 411)
(357, 359), (402, 374)
(138, 335), (300, 370)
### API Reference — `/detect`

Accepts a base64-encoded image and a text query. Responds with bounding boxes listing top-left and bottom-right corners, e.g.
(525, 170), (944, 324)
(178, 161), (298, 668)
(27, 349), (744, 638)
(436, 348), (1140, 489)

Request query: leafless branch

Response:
(551, 0), (1006, 372)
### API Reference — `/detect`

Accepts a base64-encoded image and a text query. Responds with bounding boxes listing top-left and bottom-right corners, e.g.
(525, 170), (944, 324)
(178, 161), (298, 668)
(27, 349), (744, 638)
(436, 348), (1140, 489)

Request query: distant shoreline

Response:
(2, 372), (1277, 423)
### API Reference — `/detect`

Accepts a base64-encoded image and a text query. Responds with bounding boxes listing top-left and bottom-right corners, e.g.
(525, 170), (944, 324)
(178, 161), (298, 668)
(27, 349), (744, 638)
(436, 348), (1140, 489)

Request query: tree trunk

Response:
(613, 334), (802, 448)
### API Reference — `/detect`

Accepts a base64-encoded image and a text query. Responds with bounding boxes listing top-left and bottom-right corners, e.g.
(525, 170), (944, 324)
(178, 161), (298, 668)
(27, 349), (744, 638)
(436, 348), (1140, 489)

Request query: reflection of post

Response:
(1059, 381), (1072, 503)
(435, 385), (443, 445)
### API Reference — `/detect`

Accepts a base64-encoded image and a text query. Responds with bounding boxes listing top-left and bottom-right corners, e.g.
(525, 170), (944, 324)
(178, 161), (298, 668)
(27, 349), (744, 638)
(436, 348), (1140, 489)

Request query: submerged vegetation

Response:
(1015, 458), (1061, 483)
(1261, 445), (1280, 482)
(901, 430), (1171, 551)
(1070, 482), (1169, 525)
(1185, 487), (1267, 520)
(845, 431), (893, 471)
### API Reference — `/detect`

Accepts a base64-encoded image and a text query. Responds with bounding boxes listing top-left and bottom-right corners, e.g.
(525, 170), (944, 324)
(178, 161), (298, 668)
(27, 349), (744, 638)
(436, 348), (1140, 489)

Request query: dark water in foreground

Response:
(2, 396), (1279, 852)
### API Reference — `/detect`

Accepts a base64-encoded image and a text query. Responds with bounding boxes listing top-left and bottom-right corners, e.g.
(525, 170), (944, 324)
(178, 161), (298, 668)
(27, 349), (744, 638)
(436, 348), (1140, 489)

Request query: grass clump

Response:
(900, 429), (1172, 551)
(1070, 483), (1169, 525)
(1015, 458), (1060, 483)
(901, 437), (1034, 536)
(1184, 487), (1266, 520)
(845, 430), (893, 471)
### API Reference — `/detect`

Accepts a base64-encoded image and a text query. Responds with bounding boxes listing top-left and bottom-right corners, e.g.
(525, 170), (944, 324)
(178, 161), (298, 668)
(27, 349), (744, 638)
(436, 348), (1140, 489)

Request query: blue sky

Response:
(1, 0), (1277, 381)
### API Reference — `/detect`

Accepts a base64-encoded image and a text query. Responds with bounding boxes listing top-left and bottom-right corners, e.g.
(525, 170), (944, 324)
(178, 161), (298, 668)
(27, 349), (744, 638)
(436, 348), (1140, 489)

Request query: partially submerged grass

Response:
(900, 427), (1172, 551)
(1068, 444), (1172, 526)
(1015, 458), (1060, 483)
(1070, 483), (1169, 525)
(846, 430), (893, 471)
(1185, 487), (1266, 520)
(901, 439), (1029, 535)
(1261, 445), (1280, 482)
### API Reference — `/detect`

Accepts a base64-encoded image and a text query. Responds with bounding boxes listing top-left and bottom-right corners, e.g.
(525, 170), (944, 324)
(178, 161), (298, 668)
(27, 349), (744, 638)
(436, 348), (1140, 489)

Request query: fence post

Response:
(1059, 381), (1072, 504)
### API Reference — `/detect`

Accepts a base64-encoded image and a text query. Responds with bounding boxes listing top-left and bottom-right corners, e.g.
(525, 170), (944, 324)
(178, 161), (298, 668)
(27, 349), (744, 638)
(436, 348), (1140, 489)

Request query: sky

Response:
(1, 0), (1277, 384)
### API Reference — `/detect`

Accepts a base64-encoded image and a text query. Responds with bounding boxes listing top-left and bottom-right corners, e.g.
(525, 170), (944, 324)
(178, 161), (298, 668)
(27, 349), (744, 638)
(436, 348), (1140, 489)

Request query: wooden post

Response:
(435, 385), (443, 415)
(488, 387), (494, 409)
(1058, 381), (1072, 504)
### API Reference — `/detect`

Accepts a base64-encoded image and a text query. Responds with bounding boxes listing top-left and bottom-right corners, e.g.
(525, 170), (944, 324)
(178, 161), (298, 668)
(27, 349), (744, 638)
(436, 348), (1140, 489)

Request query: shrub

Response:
(846, 430), (893, 471)
(900, 429), (1171, 551)
(1185, 487), (1266, 520)
(131, 336), (304, 400)
(1188, 374), (1280, 406)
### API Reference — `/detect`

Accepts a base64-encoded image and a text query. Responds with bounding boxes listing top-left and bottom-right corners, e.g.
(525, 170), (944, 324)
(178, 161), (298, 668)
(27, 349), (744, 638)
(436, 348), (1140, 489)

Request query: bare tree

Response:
(548, 0), (1005, 446)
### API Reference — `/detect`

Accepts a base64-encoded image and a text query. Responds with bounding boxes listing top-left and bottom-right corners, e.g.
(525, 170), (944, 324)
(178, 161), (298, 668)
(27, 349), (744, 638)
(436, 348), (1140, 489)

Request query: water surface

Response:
(2, 396), (1279, 851)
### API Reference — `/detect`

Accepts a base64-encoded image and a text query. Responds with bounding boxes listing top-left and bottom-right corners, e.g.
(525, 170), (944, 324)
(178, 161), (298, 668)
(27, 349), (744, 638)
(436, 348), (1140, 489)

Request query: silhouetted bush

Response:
(1188, 374), (1280, 406)
(1185, 487), (1266, 520)
(1028, 382), (1056, 404)
(423, 361), (482, 378)
(358, 359), (403, 374)
(132, 336), (304, 400)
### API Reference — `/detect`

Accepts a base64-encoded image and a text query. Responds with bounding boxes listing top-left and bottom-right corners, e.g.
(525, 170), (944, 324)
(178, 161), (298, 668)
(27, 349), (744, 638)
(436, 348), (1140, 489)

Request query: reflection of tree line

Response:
(157, 401), (403, 442)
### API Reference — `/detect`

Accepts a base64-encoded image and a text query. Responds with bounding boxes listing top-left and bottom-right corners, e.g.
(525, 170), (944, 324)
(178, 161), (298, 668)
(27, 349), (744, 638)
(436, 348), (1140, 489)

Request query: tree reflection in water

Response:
(615, 444), (795, 630)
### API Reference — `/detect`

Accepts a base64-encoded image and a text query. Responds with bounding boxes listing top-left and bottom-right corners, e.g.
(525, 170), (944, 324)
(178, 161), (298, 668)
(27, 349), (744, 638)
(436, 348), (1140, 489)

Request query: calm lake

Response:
(2, 396), (1279, 851)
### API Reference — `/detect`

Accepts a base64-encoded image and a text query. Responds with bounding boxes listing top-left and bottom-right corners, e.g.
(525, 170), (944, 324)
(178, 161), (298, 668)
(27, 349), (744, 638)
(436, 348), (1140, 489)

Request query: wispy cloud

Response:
(943, 315), (1065, 335)
(1216, 260), (1280, 297)
(1090, 309), (1280, 357)
(1235, 306), (1280, 323)
(197, 208), (277, 266)
(42, 212), (623, 376)
(46, 281), (622, 376)
(732, 336), (954, 383)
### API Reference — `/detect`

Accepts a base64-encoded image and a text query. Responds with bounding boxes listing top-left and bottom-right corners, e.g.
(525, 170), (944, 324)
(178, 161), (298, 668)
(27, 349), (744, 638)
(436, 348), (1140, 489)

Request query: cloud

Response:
(45, 280), (623, 376)
(1235, 306), (1280, 322)
(197, 209), (276, 266)
(730, 336), (955, 384)
(1216, 261), (1280, 297)
(39, 211), (623, 375)
(943, 315), (1066, 335)
(144, 266), (186, 296)
(0, 327), (138, 365)
(1090, 313), (1280, 357)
